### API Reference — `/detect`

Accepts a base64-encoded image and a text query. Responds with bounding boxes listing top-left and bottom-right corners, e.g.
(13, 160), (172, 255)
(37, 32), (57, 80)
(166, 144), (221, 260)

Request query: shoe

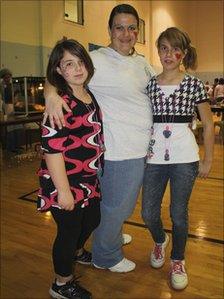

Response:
(75, 249), (92, 265)
(75, 235), (131, 265)
(49, 279), (92, 299)
(122, 233), (132, 245)
(150, 233), (169, 268)
(93, 257), (136, 273)
(109, 258), (136, 272)
(170, 260), (188, 290)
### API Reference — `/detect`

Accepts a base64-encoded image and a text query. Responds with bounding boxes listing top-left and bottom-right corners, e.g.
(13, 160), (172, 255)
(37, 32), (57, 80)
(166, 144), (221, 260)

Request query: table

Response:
(0, 114), (43, 127)
(0, 114), (43, 149)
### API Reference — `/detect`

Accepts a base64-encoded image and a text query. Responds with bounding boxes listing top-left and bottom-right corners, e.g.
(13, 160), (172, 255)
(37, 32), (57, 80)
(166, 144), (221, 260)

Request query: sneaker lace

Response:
(153, 244), (162, 259)
(171, 261), (185, 275)
(77, 249), (91, 261)
(70, 277), (88, 296)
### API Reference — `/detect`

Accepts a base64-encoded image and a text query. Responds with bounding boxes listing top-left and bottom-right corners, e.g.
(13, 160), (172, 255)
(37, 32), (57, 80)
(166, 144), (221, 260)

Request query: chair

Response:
(194, 120), (203, 144)
(23, 123), (40, 150)
(214, 120), (224, 144)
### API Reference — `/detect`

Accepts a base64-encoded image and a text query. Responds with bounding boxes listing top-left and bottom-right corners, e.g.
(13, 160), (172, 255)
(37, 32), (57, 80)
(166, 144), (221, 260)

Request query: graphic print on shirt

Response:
(37, 92), (104, 211)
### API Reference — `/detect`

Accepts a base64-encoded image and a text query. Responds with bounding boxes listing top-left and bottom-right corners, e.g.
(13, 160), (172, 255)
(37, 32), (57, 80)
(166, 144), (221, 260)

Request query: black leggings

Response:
(50, 200), (100, 276)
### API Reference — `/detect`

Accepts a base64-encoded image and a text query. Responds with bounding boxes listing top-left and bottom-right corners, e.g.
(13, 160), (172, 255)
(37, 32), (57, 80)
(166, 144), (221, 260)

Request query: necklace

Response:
(147, 126), (155, 159)
(74, 89), (92, 104)
(83, 98), (105, 175)
(160, 93), (176, 161)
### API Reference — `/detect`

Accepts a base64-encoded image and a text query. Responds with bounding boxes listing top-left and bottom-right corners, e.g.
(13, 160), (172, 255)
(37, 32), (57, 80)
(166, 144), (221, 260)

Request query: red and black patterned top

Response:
(37, 90), (104, 211)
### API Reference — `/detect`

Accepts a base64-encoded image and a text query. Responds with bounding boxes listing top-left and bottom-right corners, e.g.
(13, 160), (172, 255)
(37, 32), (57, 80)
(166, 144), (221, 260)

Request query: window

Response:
(138, 19), (145, 44)
(64, 0), (84, 25)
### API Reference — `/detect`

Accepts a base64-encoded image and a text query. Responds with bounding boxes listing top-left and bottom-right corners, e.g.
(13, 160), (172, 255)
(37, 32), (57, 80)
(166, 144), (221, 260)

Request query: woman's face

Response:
(158, 38), (186, 71)
(109, 13), (138, 56)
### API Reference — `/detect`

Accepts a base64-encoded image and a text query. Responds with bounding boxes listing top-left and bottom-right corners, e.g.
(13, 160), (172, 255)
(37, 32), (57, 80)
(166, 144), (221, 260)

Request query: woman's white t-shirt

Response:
(89, 47), (155, 161)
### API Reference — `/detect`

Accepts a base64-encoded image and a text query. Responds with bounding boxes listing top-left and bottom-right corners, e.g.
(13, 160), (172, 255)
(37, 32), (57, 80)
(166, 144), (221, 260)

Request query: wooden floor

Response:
(0, 139), (223, 299)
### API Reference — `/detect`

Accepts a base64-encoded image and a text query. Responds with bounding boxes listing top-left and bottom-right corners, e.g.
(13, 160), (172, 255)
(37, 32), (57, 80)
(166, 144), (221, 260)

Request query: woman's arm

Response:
(197, 102), (214, 178)
(45, 153), (74, 210)
(213, 86), (218, 100)
(43, 80), (71, 129)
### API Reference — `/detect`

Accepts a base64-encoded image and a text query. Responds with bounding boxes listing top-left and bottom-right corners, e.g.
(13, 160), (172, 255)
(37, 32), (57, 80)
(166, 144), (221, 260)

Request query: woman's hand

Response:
(198, 160), (212, 178)
(58, 190), (75, 211)
(197, 102), (214, 179)
(43, 94), (71, 129)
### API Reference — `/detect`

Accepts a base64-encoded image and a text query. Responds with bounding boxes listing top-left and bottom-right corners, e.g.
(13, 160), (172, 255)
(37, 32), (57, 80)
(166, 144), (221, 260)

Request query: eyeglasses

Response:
(112, 24), (138, 33)
(60, 60), (84, 71)
(159, 46), (182, 55)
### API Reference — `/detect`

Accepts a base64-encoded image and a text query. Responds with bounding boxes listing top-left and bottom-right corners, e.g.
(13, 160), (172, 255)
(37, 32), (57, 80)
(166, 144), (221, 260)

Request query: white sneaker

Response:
(150, 233), (169, 268)
(170, 260), (188, 290)
(122, 233), (132, 245)
(93, 258), (136, 273)
(109, 258), (136, 272)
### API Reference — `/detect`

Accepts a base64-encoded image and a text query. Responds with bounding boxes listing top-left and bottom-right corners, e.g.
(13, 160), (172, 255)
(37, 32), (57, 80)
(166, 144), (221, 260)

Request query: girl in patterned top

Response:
(37, 39), (104, 299)
(142, 27), (214, 290)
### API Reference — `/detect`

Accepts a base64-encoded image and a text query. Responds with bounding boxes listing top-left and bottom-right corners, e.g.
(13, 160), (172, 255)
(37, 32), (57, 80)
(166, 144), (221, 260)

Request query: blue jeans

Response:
(92, 158), (145, 267)
(142, 162), (199, 260)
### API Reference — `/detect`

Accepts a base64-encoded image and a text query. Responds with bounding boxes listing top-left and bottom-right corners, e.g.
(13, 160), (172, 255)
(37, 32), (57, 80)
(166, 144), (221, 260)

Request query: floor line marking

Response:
(18, 190), (224, 245)
(124, 220), (224, 245)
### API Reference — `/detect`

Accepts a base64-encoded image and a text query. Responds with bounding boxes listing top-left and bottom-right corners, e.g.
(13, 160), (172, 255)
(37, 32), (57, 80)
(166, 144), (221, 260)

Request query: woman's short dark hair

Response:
(108, 4), (139, 29)
(47, 39), (94, 96)
(157, 27), (198, 70)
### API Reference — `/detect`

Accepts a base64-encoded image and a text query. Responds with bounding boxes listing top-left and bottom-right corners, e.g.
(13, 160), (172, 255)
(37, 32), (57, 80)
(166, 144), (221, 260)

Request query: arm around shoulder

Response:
(43, 79), (71, 128)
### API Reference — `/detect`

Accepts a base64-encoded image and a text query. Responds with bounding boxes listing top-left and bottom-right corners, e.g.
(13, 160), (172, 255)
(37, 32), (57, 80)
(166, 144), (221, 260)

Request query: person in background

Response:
(214, 77), (224, 103)
(210, 77), (219, 103)
(0, 93), (3, 114)
(204, 81), (211, 92)
(43, 3), (155, 273)
(142, 27), (214, 290)
(37, 38), (104, 299)
(0, 68), (23, 153)
(0, 68), (14, 114)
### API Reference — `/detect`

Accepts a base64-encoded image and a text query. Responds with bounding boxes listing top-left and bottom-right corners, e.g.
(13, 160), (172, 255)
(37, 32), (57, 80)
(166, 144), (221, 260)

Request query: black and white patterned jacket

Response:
(147, 74), (208, 123)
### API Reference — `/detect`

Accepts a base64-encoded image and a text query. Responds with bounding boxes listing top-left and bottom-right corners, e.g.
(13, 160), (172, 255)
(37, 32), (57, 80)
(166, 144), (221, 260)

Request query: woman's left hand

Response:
(198, 160), (212, 178)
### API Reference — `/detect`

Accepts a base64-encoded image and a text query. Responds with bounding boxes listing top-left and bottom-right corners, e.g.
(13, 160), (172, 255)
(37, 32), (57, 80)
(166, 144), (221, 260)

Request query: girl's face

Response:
(109, 13), (138, 56)
(57, 50), (88, 88)
(158, 38), (186, 71)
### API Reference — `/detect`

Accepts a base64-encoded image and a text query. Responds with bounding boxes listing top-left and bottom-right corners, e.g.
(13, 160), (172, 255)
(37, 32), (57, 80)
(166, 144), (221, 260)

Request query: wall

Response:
(151, 0), (195, 73)
(0, 0), (223, 82)
(0, 0), (42, 75)
(0, 0), (118, 76)
(194, 0), (223, 82)
(150, 0), (223, 82)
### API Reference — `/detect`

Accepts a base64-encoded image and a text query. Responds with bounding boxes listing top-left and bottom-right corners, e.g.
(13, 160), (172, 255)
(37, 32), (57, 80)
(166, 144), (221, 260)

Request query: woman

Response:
(43, 4), (155, 273)
(142, 27), (214, 290)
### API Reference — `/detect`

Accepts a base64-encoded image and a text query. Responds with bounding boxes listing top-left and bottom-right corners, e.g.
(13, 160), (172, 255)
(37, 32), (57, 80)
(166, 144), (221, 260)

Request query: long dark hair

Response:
(157, 27), (197, 70)
(47, 39), (94, 96)
(108, 4), (139, 29)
